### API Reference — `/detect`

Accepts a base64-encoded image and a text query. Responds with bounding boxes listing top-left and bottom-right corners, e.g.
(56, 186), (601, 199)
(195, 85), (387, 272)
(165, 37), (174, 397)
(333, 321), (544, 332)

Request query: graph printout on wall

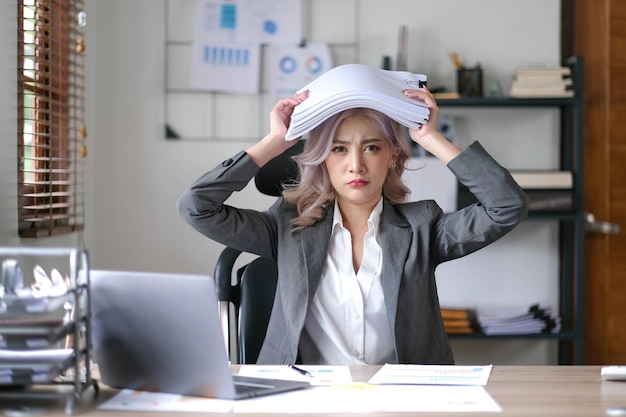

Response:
(190, 0), (303, 93)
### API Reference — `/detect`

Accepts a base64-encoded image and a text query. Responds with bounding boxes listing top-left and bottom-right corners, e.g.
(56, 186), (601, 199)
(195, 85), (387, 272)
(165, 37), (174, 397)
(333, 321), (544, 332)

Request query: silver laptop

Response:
(89, 269), (310, 400)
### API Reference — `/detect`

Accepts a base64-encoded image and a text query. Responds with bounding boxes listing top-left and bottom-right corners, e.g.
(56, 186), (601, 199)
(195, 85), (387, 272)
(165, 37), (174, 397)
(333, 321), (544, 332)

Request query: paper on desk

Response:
(238, 365), (352, 385)
(98, 389), (234, 413)
(233, 385), (501, 413)
(100, 385), (502, 413)
(368, 364), (493, 386)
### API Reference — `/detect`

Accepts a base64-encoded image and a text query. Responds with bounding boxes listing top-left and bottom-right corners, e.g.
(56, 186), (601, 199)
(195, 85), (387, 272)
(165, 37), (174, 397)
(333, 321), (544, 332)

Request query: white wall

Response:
(0, 1), (18, 247)
(1, 0), (562, 364)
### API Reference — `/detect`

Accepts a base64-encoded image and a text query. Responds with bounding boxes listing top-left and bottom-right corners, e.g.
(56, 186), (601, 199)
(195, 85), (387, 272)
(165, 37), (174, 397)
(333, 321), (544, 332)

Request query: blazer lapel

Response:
(299, 206), (333, 304)
(380, 201), (412, 329)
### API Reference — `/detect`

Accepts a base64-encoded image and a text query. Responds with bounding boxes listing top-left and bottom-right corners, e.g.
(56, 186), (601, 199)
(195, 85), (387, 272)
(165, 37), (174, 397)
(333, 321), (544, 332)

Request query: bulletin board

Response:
(163, 0), (359, 142)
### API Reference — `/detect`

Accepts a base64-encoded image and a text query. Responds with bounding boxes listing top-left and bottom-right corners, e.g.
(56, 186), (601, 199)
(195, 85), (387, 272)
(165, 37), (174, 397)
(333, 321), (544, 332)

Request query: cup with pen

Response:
(450, 53), (483, 97)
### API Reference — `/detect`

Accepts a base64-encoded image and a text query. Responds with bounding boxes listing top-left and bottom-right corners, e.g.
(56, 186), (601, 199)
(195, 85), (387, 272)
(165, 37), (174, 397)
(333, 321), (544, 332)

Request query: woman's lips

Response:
(348, 179), (369, 187)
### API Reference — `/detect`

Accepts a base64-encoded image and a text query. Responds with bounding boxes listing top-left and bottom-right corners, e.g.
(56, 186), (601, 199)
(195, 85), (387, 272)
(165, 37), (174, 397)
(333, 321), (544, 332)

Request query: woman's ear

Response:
(390, 154), (399, 170)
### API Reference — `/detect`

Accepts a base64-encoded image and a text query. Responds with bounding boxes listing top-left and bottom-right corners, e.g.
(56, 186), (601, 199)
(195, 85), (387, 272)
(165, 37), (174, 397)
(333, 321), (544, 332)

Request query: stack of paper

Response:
(286, 64), (430, 140)
(477, 303), (561, 335)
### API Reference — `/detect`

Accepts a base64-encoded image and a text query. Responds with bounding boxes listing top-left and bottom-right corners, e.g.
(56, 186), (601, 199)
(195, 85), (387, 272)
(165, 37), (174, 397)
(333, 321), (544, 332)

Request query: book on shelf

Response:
(458, 171), (574, 212)
(285, 64), (430, 140)
(433, 91), (461, 99)
(458, 187), (574, 212)
(509, 65), (574, 98)
(441, 307), (481, 334)
(514, 66), (571, 80)
(509, 86), (574, 98)
(510, 171), (573, 189)
(525, 190), (573, 211)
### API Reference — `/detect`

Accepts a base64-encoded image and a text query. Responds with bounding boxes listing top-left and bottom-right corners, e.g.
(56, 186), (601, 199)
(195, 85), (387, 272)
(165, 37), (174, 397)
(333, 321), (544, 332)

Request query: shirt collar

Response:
(332, 197), (384, 232)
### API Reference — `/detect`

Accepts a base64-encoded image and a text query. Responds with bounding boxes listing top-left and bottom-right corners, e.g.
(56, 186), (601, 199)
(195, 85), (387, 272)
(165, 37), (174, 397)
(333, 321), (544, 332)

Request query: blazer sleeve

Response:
(176, 151), (279, 259)
(433, 141), (529, 263)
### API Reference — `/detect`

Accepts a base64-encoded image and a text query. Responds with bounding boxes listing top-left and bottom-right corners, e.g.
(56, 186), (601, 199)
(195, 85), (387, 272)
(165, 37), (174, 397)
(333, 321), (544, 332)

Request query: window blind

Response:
(17, 0), (87, 238)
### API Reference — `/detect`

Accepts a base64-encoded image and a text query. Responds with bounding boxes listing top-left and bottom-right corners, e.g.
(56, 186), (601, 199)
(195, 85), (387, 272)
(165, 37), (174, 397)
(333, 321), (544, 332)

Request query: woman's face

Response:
(324, 113), (396, 210)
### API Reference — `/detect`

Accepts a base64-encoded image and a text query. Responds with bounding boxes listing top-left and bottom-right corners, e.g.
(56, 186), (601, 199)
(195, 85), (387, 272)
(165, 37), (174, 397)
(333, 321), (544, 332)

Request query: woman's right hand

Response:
(247, 90), (309, 167)
(268, 90), (309, 140)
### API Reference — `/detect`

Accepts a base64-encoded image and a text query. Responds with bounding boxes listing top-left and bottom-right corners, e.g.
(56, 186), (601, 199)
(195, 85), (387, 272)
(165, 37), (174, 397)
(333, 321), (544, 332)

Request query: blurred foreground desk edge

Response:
(1, 365), (624, 416)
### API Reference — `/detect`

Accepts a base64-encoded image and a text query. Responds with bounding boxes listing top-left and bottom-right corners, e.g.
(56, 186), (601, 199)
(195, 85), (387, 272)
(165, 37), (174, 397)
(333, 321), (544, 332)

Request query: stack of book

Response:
(285, 64), (430, 140)
(510, 170), (573, 211)
(509, 66), (574, 98)
(476, 303), (561, 335)
(441, 308), (480, 334)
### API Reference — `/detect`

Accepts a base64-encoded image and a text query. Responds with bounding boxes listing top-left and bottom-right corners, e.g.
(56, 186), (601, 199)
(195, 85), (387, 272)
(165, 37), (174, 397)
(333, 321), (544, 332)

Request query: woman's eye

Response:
(365, 145), (380, 152)
(331, 145), (346, 153)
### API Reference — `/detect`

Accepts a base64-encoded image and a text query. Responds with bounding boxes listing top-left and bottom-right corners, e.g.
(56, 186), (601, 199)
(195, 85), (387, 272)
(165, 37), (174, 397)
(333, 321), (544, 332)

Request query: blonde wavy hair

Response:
(282, 108), (412, 230)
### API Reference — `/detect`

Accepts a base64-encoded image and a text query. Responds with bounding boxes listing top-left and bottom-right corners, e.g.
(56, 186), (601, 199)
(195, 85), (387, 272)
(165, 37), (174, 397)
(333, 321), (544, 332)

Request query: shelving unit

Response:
(441, 56), (585, 364)
(0, 247), (99, 414)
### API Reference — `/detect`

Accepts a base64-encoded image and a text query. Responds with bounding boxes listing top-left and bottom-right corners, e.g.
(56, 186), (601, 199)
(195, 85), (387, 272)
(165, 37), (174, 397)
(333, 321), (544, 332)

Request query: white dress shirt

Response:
(299, 198), (396, 365)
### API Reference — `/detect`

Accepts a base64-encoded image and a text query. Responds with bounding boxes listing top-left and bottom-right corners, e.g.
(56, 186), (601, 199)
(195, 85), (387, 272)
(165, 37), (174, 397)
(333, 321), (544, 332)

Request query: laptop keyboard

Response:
(233, 375), (276, 394)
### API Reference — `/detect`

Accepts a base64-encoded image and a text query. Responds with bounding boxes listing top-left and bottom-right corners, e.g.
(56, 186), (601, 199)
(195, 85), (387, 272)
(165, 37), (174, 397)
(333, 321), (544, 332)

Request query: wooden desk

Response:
(1, 366), (624, 416)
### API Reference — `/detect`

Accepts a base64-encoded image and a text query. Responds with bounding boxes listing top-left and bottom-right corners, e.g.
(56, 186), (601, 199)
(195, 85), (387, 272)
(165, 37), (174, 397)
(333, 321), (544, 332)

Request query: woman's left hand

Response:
(403, 87), (461, 164)
(403, 87), (440, 145)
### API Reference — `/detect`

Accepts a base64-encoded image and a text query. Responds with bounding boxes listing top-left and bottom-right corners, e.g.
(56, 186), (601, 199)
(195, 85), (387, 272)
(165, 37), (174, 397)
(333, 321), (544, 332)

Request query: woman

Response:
(177, 87), (528, 365)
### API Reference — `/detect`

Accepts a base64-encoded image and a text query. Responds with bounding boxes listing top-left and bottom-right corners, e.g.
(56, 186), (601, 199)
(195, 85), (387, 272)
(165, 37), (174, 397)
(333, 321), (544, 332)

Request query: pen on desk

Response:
(288, 364), (313, 378)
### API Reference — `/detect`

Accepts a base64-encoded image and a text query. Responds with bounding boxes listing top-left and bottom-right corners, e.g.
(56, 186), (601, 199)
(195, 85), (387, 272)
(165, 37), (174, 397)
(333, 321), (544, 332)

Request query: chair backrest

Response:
(212, 141), (303, 364)
(213, 247), (278, 364)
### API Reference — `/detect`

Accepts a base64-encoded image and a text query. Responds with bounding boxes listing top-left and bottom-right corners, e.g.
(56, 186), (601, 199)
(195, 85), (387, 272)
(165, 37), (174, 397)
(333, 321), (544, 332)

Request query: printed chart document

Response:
(263, 43), (333, 107)
(231, 385), (501, 413)
(190, 0), (261, 93)
(368, 364), (493, 386)
(237, 364), (352, 385)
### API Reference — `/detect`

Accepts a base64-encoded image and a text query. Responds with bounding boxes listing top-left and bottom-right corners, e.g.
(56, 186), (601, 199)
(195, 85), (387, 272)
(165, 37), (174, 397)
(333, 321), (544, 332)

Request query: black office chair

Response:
(213, 141), (303, 364)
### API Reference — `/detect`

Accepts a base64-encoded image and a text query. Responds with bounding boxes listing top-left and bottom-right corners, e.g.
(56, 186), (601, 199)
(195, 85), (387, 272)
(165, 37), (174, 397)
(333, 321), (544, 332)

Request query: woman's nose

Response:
(348, 152), (365, 173)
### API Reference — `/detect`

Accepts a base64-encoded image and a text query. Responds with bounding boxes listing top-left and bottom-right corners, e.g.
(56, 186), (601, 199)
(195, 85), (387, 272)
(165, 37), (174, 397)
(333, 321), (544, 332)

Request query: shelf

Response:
(438, 96), (578, 107)
(441, 56), (585, 364)
(448, 331), (577, 340)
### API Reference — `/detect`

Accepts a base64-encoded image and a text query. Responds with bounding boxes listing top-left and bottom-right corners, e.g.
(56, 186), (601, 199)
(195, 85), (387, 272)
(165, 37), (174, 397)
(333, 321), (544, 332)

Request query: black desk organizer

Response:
(0, 247), (99, 414)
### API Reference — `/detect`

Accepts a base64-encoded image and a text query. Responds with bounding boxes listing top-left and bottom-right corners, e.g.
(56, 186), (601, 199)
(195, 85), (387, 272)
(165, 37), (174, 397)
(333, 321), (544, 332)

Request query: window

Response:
(17, 0), (87, 238)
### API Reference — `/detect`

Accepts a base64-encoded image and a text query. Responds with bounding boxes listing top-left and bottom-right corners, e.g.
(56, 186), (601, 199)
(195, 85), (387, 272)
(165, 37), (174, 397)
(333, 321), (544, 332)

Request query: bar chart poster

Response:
(190, 0), (261, 93)
(189, 0), (302, 93)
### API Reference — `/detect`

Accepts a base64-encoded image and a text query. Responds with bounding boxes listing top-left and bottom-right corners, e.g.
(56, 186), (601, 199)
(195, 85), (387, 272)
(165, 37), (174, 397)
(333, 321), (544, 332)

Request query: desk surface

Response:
(2, 365), (625, 416)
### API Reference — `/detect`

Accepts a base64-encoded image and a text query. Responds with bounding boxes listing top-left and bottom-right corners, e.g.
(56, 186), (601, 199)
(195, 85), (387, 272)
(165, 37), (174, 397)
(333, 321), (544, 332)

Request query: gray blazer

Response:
(177, 141), (529, 365)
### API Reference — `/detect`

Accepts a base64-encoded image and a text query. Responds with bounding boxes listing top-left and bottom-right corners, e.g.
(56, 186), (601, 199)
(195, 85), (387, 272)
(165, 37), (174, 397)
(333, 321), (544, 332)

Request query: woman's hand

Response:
(247, 90), (309, 167)
(403, 87), (461, 164)
(268, 90), (309, 140)
(404, 87), (440, 145)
